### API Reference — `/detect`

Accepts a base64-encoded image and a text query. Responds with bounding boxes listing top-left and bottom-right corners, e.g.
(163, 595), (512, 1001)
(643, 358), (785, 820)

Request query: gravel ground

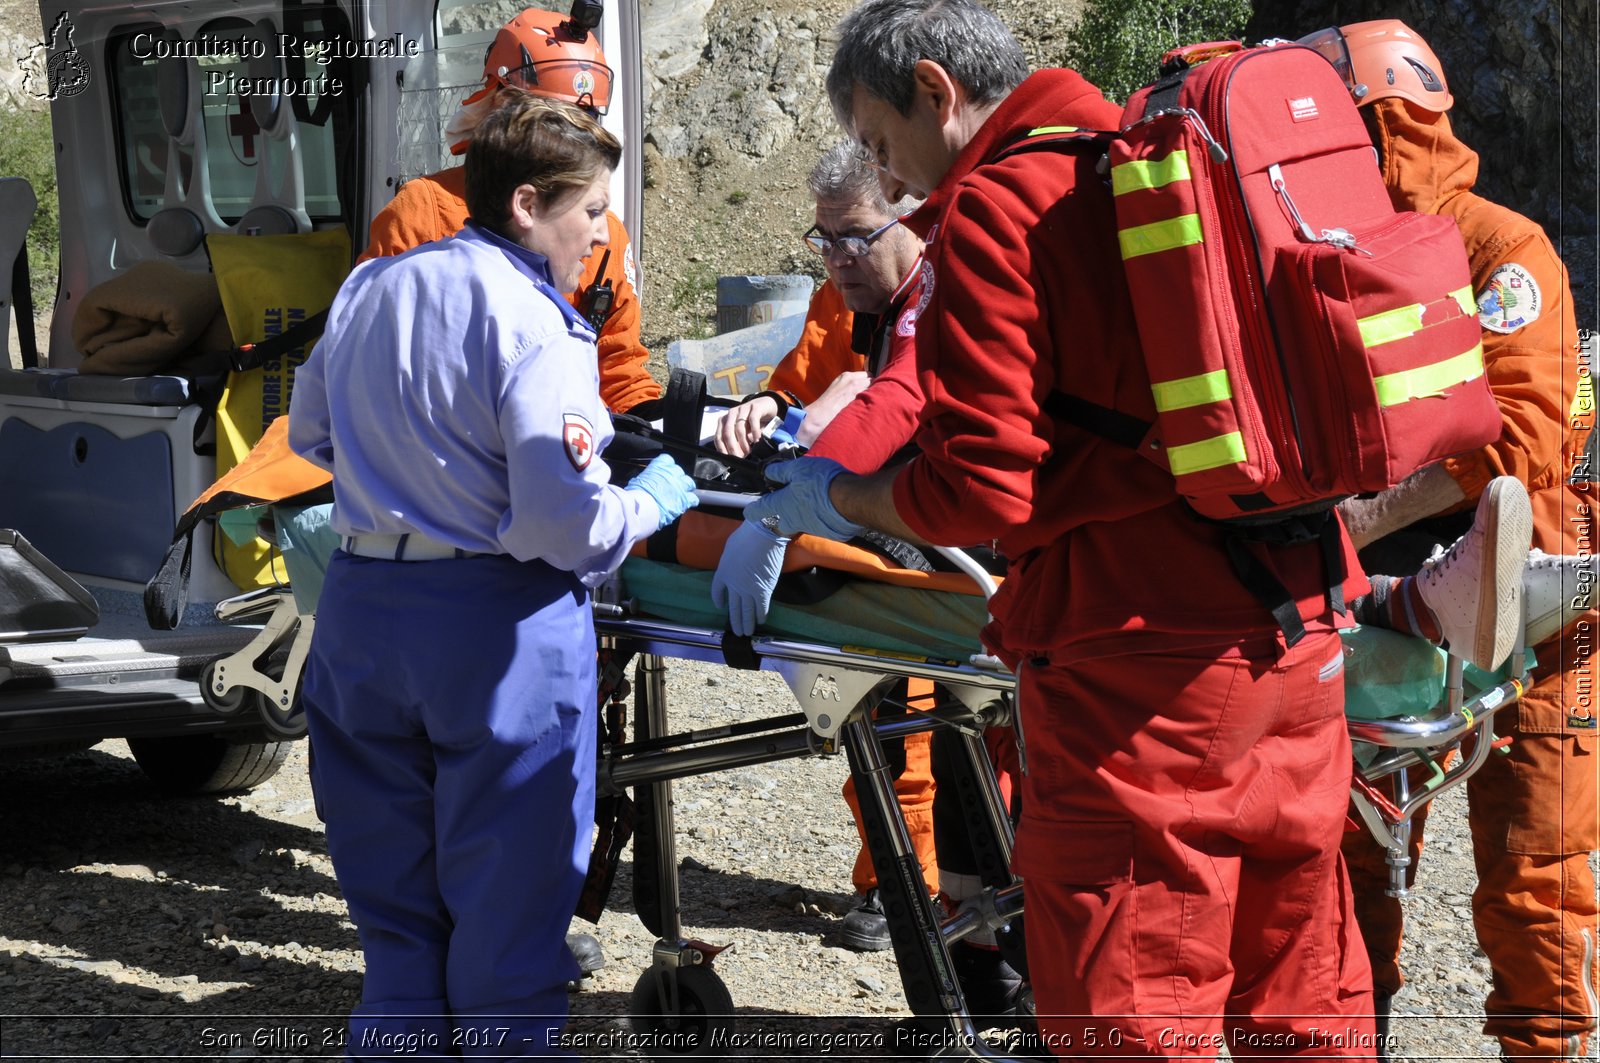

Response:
(0, 654), (1566, 1062)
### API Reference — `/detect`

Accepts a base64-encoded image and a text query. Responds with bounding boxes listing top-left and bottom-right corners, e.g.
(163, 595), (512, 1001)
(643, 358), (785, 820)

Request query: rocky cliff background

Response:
(2, 0), (1594, 353)
(640, 0), (1596, 347)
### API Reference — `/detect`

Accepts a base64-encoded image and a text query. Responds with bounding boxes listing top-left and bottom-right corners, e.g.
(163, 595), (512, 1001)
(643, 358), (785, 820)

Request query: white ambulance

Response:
(0, 0), (642, 791)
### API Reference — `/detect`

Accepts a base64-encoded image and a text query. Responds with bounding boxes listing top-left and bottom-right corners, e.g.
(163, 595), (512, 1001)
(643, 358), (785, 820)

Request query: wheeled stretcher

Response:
(196, 491), (1530, 1058)
(585, 545), (1532, 1058)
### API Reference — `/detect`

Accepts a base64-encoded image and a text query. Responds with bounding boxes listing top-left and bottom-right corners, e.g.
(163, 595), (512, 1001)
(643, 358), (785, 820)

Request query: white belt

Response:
(342, 532), (489, 561)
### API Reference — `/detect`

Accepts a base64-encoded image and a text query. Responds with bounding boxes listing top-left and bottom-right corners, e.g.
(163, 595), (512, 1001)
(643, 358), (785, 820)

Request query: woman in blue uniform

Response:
(288, 94), (696, 1058)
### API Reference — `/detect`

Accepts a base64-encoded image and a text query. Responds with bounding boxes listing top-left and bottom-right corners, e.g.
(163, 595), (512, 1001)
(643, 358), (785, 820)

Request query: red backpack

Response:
(1043, 42), (1501, 518)
(1031, 41), (1501, 641)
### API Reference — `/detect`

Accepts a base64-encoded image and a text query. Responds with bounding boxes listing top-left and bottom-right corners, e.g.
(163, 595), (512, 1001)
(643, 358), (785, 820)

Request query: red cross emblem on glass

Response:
(229, 96), (260, 160)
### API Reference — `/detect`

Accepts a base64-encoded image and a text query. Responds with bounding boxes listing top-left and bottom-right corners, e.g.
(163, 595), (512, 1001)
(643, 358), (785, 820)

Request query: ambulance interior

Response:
(0, 0), (640, 785)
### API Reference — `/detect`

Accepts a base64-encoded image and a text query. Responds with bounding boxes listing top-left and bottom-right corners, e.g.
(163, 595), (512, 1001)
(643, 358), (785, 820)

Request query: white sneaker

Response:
(1524, 547), (1599, 647)
(1414, 476), (1534, 671)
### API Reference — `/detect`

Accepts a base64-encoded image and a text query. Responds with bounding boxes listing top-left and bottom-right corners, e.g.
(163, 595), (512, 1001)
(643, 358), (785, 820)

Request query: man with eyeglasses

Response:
(711, 146), (925, 460)
(710, 141), (935, 938)
(710, 142), (1027, 1021)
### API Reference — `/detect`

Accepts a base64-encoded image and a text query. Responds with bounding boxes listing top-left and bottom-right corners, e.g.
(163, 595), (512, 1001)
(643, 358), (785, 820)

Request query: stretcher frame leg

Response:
(1346, 651), (1526, 898)
(846, 699), (1033, 1061)
(626, 653), (738, 1049)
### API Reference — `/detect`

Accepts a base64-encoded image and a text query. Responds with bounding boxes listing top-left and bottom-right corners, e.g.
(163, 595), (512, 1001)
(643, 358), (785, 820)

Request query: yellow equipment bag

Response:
(206, 227), (350, 591)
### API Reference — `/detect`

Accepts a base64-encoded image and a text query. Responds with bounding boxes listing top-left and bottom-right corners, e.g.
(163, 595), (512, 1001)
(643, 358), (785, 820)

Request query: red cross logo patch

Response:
(563, 413), (596, 471)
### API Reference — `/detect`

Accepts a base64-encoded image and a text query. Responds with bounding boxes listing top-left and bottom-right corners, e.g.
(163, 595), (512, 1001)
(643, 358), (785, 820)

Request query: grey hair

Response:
(807, 142), (919, 217)
(826, 0), (1028, 133)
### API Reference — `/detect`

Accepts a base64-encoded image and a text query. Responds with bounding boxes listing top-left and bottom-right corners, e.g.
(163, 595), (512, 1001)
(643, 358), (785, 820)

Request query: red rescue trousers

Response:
(1013, 633), (1376, 1060)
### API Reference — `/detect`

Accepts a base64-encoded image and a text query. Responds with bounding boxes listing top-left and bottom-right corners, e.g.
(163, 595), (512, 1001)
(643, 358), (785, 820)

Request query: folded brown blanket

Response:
(72, 261), (233, 375)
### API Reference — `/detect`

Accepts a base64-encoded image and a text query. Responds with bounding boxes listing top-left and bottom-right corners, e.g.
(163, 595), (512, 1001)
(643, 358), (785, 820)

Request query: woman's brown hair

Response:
(465, 92), (622, 236)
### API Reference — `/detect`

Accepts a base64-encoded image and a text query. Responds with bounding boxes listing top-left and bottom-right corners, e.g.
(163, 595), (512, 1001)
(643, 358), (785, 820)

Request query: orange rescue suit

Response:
(1342, 99), (1597, 1061)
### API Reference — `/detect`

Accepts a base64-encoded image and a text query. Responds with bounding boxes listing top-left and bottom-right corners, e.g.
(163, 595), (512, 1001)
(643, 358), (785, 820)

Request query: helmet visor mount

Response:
(497, 56), (614, 115)
(1296, 27), (1368, 102)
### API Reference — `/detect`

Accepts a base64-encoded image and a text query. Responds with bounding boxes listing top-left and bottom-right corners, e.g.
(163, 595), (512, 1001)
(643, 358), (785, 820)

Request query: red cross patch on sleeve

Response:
(563, 413), (596, 471)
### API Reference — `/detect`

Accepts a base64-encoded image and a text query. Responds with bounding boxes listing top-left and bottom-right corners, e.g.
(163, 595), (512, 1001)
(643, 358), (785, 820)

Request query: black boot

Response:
(842, 888), (892, 952)
(565, 932), (606, 991)
(1374, 989), (1392, 1061)
(951, 940), (1025, 1031)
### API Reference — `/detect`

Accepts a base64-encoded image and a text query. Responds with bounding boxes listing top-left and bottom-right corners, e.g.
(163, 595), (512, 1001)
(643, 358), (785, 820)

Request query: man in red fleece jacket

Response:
(741, 0), (1377, 1055)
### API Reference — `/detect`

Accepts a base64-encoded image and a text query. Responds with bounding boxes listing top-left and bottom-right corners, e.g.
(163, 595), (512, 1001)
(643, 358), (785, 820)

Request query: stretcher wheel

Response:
(198, 659), (249, 716)
(627, 964), (734, 1056)
(255, 688), (307, 739)
(254, 658), (307, 739)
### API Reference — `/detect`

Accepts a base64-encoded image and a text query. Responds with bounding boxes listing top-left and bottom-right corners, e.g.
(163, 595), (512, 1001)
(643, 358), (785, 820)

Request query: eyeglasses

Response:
(802, 217), (899, 258)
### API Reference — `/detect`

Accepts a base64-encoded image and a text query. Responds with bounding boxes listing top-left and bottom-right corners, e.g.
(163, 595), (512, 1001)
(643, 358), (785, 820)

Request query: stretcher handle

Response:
(695, 489), (1000, 602)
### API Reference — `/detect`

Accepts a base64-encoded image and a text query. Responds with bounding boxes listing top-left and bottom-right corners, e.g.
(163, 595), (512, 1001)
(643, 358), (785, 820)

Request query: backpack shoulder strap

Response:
(1002, 129), (1161, 457)
(995, 125), (1116, 162)
(1042, 391), (1153, 451)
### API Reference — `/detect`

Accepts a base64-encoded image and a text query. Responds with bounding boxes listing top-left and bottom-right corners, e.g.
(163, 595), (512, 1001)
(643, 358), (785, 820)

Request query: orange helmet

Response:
(1296, 19), (1453, 112)
(464, 6), (613, 115)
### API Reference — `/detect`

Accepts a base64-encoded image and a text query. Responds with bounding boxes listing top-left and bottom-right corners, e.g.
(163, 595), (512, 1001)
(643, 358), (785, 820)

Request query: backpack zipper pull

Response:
(1269, 163), (1374, 255)
(1130, 107), (1230, 164)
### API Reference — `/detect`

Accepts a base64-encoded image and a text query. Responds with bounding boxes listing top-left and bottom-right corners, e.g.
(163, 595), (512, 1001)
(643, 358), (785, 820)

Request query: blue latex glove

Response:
(626, 453), (700, 528)
(744, 457), (869, 541)
(710, 521), (789, 636)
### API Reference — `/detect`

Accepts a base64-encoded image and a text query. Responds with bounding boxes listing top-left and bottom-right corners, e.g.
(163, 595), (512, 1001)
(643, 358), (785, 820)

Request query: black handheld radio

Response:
(581, 248), (615, 331)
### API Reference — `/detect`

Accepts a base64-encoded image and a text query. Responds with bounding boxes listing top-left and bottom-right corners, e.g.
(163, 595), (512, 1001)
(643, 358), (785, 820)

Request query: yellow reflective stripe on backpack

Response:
(1361, 285), (1479, 349)
(1372, 344), (1486, 405)
(1027, 125), (1081, 136)
(1111, 151), (1193, 196)
(1357, 302), (1426, 348)
(1152, 368), (1231, 412)
(1168, 431), (1247, 476)
(1118, 215), (1203, 259)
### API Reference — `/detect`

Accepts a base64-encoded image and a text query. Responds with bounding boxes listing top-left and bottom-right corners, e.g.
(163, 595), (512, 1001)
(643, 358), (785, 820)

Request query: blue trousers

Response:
(304, 551), (595, 1059)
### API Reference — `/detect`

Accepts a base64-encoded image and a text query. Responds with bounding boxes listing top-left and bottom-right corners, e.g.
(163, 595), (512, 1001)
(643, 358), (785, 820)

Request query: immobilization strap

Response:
(721, 630), (763, 671)
(142, 526), (194, 631)
(577, 649), (637, 923)
(663, 368), (708, 473)
(228, 307), (329, 373)
(607, 412), (771, 491)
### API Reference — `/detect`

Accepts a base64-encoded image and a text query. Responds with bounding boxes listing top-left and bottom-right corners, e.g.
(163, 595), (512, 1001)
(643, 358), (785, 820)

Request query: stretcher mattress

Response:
(620, 556), (988, 662)
(621, 557), (1523, 722)
(276, 502), (1505, 721)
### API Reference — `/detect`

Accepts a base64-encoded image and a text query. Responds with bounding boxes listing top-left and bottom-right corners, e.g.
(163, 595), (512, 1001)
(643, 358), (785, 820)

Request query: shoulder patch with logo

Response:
(623, 246), (638, 295)
(563, 413), (596, 471)
(896, 260), (936, 337)
(1477, 262), (1542, 334)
